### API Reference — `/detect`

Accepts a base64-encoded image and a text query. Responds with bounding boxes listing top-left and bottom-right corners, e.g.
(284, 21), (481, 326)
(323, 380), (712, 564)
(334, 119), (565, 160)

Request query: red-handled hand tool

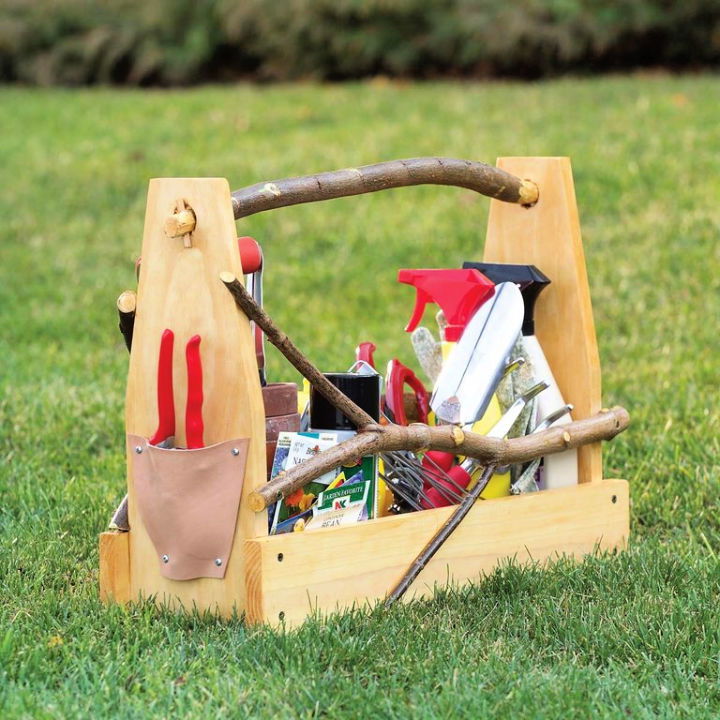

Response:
(185, 334), (204, 449)
(355, 342), (377, 368)
(385, 358), (429, 426)
(149, 328), (205, 449)
(238, 236), (266, 386)
(420, 380), (547, 509)
(353, 342), (428, 425)
(421, 356), (526, 473)
(149, 329), (176, 446)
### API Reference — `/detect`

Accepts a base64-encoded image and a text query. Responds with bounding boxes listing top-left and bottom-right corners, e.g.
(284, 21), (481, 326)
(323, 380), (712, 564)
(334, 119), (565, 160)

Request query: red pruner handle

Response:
(149, 329), (175, 446)
(421, 464), (472, 509)
(185, 335), (204, 449)
(385, 359), (429, 426)
(422, 449), (455, 474)
(355, 342), (377, 369)
(238, 236), (263, 274)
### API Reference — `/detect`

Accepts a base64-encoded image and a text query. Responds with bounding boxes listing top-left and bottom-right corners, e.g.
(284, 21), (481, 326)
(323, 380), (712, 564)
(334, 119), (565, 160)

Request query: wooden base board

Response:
(99, 531), (130, 605)
(100, 480), (629, 625)
(245, 479), (628, 627)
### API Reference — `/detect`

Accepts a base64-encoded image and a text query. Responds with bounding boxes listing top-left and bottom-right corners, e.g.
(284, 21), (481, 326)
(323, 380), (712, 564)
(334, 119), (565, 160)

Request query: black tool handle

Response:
(117, 290), (136, 352)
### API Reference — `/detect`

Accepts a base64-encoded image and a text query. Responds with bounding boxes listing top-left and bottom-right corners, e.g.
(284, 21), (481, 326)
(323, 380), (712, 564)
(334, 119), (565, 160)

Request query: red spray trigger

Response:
(397, 269), (495, 342)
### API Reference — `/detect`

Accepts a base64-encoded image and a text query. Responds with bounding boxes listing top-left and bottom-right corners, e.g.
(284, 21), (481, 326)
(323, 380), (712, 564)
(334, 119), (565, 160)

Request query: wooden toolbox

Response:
(99, 157), (630, 627)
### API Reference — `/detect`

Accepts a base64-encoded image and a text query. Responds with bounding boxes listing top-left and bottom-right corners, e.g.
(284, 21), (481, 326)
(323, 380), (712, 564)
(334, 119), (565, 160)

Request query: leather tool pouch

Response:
(128, 434), (249, 581)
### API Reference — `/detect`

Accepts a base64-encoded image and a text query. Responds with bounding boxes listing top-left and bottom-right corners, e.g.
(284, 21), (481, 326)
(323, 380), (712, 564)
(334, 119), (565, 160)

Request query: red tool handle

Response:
(385, 359), (429, 426)
(185, 334), (204, 449)
(355, 341), (377, 369)
(238, 236), (263, 274)
(238, 236), (265, 382)
(422, 450), (456, 474)
(149, 329), (175, 446)
(421, 464), (472, 509)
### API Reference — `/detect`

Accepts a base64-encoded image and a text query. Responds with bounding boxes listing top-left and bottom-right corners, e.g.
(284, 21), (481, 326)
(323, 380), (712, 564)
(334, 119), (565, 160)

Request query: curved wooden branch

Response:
(221, 272), (375, 428)
(231, 157), (539, 219)
(248, 407), (630, 511)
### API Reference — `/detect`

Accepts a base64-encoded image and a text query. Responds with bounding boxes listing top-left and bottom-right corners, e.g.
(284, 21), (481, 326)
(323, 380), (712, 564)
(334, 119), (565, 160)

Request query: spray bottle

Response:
(463, 261), (578, 488)
(397, 268), (511, 496)
(397, 269), (499, 435)
(398, 268), (494, 357)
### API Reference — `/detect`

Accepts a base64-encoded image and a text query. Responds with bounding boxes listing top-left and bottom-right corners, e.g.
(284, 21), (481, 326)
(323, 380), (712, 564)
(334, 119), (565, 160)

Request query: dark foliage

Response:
(1, 0), (719, 84)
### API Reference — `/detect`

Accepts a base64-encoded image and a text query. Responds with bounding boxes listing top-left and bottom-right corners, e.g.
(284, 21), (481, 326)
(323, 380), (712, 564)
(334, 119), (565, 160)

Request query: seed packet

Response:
(270, 432), (337, 534)
(269, 432), (378, 534)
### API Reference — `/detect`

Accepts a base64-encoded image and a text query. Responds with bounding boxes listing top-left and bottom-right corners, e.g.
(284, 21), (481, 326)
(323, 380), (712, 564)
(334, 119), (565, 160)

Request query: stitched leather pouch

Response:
(128, 434), (249, 580)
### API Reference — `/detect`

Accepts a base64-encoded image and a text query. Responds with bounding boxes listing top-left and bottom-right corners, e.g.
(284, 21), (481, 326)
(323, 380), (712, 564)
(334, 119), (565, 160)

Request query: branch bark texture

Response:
(231, 157), (538, 219)
(221, 273), (375, 429)
(248, 407), (630, 511)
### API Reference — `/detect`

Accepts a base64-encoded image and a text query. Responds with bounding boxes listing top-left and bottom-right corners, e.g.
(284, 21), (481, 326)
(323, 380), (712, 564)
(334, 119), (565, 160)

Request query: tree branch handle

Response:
(248, 407), (630, 511)
(231, 157), (539, 219)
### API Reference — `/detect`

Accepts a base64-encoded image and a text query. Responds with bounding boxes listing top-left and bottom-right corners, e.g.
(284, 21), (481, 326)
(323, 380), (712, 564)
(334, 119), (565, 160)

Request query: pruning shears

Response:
(354, 342), (429, 426)
(149, 328), (205, 449)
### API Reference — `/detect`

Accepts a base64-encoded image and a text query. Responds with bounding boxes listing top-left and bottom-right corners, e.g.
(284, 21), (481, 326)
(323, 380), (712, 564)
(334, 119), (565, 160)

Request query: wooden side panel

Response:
(99, 532), (130, 605)
(483, 157), (602, 483)
(126, 178), (267, 616)
(244, 479), (629, 627)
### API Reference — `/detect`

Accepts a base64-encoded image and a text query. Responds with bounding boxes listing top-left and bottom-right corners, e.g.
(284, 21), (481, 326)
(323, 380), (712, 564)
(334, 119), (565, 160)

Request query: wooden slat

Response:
(99, 532), (130, 605)
(244, 479), (629, 627)
(483, 157), (602, 483)
(126, 178), (267, 616)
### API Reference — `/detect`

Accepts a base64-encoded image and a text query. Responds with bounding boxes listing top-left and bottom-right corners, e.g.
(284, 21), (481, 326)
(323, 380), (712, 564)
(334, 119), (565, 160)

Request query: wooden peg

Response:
(164, 198), (196, 246)
(116, 290), (137, 352)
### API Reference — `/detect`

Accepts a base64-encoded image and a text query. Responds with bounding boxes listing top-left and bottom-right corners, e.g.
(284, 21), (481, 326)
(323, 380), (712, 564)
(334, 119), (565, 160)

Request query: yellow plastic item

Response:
(376, 459), (395, 517)
(459, 394), (511, 498)
(298, 378), (310, 415)
(437, 341), (510, 498)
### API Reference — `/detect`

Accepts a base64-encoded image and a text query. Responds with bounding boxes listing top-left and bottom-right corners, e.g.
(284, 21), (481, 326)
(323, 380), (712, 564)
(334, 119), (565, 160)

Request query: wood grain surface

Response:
(484, 157), (602, 483)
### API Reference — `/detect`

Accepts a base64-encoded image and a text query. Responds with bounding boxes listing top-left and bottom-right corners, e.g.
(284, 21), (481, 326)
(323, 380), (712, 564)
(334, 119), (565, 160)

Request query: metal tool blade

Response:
(489, 381), (548, 439)
(430, 282), (524, 425)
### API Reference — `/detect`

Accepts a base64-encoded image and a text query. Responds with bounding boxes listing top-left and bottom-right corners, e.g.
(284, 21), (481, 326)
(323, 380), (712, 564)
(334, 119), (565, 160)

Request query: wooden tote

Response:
(100, 158), (629, 627)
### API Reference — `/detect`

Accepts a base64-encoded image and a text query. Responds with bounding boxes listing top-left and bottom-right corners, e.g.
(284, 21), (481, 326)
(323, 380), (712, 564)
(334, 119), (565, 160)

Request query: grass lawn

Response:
(1, 75), (719, 717)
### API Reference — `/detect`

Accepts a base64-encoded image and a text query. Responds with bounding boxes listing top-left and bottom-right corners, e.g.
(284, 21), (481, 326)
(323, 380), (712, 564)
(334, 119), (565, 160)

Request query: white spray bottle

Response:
(463, 262), (578, 488)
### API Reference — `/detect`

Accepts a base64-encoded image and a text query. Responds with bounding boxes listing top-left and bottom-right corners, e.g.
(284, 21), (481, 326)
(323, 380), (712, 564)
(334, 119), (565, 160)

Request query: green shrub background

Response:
(2, 0), (720, 85)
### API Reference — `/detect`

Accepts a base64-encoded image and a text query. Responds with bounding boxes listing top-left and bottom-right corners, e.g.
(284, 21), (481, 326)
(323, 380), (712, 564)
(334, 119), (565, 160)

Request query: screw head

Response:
(135, 446), (143, 454)
(231, 448), (240, 456)
(214, 558), (222, 567)
(161, 554), (169, 563)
